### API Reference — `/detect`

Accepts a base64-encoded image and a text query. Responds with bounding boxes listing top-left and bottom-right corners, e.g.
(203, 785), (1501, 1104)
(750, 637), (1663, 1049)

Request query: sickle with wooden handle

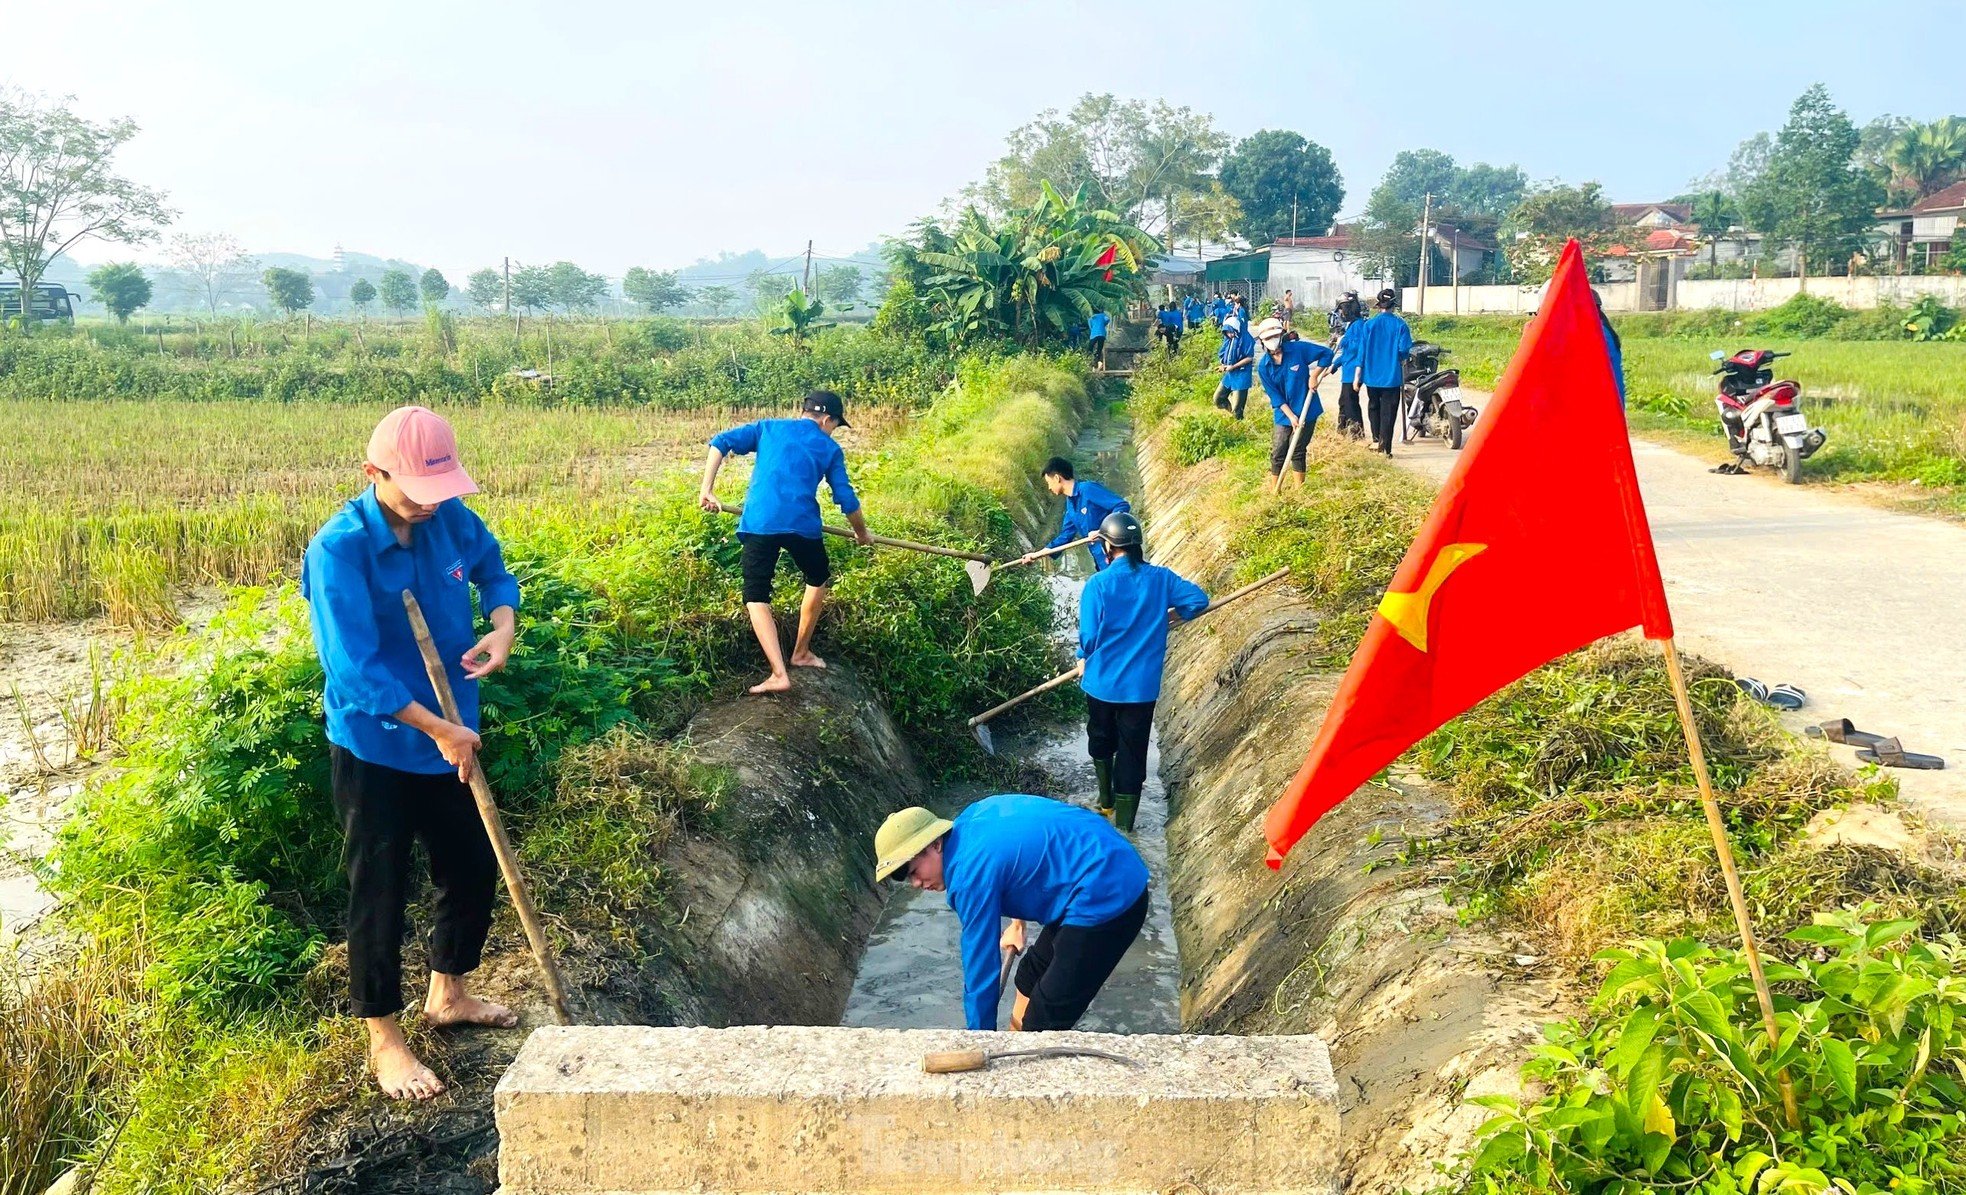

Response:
(922, 1047), (1140, 1074)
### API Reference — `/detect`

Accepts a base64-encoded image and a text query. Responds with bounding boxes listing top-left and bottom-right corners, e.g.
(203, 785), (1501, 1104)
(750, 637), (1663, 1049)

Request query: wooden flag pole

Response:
(1659, 636), (1798, 1126)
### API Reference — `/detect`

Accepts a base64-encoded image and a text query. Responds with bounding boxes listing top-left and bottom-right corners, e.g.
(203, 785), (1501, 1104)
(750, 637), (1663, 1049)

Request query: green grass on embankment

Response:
(5, 347), (1087, 1194)
(1411, 308), (1966, 514)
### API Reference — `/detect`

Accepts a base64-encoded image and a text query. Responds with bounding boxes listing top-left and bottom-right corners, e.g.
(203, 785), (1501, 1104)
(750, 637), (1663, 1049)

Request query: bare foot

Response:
(370, 1036), (445, 1101)
(748, 672), (793, 694)
(425, 991), (519, 1029)
(789, 651), (827, 670)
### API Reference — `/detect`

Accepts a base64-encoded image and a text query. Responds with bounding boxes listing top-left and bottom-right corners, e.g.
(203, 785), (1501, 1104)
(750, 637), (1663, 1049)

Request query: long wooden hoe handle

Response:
(968, 567), (1292, 728)
(402, 591), (576, 1026)
(720, 503), (990, 562)
(995, 534), (1100, 572)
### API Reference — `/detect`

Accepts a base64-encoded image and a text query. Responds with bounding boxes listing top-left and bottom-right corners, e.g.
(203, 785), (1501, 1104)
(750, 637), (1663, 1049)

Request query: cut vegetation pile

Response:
(4, 345), (1090, 1194)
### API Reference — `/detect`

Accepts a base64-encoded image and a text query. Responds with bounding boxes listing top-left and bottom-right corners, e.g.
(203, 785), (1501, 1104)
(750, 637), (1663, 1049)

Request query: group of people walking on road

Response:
(305, 382), (1203, 1094)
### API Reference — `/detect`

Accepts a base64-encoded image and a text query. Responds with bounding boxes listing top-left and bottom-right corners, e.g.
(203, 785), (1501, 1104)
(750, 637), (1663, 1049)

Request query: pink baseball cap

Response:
(366, 406), (478, 505)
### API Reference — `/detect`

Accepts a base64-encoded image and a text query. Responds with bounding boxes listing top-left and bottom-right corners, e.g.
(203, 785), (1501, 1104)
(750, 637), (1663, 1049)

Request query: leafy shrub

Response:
(1168, 412), (1257, 466)
(1758, 293), (1853, 340)
(1458, 913), (1966, 1193)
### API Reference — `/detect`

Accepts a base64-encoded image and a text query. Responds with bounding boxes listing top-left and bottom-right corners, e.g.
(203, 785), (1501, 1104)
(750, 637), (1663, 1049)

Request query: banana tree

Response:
(770, 289), (831, 347)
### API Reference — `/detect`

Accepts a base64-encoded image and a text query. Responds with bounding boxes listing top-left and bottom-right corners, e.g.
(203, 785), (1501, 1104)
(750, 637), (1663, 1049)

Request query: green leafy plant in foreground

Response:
(1458, 912), (1966, 1194)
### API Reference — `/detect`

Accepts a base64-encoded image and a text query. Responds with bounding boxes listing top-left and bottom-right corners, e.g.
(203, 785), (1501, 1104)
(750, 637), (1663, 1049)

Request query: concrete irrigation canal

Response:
(474, 400), (1554, 1195)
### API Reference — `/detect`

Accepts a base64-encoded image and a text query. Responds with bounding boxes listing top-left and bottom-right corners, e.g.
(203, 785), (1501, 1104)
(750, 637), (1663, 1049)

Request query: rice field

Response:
(0, 398), (912, 627)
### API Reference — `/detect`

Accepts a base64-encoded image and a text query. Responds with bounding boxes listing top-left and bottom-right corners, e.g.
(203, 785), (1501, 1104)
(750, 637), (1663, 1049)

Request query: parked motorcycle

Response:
(1400, 342), (1478, 450)
(1710, 349), (1827, 484)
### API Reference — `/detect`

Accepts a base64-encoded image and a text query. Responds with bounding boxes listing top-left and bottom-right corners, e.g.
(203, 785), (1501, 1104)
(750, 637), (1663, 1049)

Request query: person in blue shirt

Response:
(1329, 290), (1368, 438)
(301, 405), (522, 1102)
(1593, 291), (1626, 409)
(1351, 288), (1415, 455)
(1155, 303), (1183, 355)
(1077, 511), (1210, 831)
(1019, 457), (1129, 572)
(874, 795), (1150, 1032)
(1087, 308), (1111, 370)
(1213, 316), (1256, 420)
(1183, 294), (1204, 329)
(701, 390), (872, 694)
(1209, 291), (1230, 326)
(1252, 316), (1335, 486)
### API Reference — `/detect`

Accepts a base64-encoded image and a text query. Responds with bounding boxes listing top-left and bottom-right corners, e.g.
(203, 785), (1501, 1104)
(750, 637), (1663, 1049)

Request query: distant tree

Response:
(419, 267), (449, 304)
(86, 262), (152, 323)
(348, 277), (377, 313)
(1352, 149), (1515, 284)
(1854, 115), (1917, 205)
(970, 93), (1230, 247)
(814, 263), (863, 307)
(1447, 162), (1530, 219)
(1887, 116), (1966, 201)
(466, 267), (503, 309)
(1504, 181), (1616, 282)
(510, 264), (552, 313)
(622, 266), (691, 312)
(378, 268), (418, 313)
(0, 88), (175, 307)
(1740, 85), (1884, 278)
(1218, 129), (1344, 245)
(167, 231), (257, 314)
(545, 261), (606, 312)
(699, 284), (737, 317)
(1677, 189), (1744, 266)
(261, 266), (314, 315)
(747, 269), (794, 306)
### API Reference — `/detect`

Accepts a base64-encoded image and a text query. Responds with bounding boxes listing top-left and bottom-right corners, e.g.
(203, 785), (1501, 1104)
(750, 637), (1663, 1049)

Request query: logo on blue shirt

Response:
(446, 558), (465, 583)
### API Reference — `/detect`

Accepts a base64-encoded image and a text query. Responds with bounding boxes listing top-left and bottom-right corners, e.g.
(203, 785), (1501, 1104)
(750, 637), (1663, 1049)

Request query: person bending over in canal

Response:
(1018, 457), (1129, 573)
(700, 390), (872, 694)
(874, 795), (1150, 1032)
(1078, 511), (1209, 831)
(301, 405), (521, 1102)
(1252, 316), (1333, 487)
(1214, 314), (1255, 420)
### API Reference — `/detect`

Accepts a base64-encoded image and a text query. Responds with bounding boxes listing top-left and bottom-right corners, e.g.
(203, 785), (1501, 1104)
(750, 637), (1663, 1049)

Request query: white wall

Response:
(1264, 249), (1389, 313)
(1401, 274), (1966, 315)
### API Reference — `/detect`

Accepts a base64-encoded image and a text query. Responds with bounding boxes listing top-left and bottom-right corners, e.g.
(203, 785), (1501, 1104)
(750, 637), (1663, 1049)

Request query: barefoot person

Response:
(1017, 457), (1130, 573)
(700, 390), (871, 694)
(1078, 512), (1209, 830)
(874, 795), (1149, 1032)
(301, 405), (522, 1102)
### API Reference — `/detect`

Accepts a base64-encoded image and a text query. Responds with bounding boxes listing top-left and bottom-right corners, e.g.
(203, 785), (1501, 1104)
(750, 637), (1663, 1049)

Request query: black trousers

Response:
(1270, 419), (1314, 475)
(1366, 386), (1402, 454)
(1086, 695), (1155, 795)
(1014, 888), (1150, 1031)
(1336, 381), (1364, 437)
(330, 745), (497, 1018)
(1212, 383), (1249, 420)
(1088, 335), (1106, 367)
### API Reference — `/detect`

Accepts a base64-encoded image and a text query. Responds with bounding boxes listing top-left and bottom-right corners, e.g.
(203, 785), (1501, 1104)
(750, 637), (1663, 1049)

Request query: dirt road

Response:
(1374, 396), (1965, 818)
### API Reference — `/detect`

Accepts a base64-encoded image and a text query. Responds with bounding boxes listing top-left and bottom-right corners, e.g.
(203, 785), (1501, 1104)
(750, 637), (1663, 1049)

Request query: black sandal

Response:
(1806, 718), (1889, 749)
(1856, 738), (1946, 771)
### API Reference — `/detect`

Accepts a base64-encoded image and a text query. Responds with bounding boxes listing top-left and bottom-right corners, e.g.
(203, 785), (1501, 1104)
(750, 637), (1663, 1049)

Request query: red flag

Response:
(1096, 241), (1119, 282)
(1261, 240), (1672, 868)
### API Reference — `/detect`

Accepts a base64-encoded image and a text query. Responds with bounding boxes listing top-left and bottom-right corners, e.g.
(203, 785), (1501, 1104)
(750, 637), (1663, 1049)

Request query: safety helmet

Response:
(1098, 510), (1143, 549)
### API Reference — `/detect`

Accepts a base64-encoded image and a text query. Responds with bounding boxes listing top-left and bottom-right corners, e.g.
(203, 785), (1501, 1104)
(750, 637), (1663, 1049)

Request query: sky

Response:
(9, 0), (1960, 283)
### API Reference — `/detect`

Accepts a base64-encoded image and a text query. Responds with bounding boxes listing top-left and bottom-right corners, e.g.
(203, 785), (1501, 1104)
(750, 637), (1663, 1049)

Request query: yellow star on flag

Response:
(1376, 542), (1486, 652)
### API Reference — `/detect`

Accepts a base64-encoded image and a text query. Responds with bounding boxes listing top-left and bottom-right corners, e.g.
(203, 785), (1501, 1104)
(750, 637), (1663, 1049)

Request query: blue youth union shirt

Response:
(942, 794), (1150, 1030)
(1351, 311), (1414, 389)
(1046, 478), (1129, 571)
(1218, 327), (1256, 389)
(301, 487), (522, 775)
(1078, 558), (1210, 704)
(1088, 312), (1111, 339)
(1256, 338), (1334, 427)
(709, 418), (860, 538)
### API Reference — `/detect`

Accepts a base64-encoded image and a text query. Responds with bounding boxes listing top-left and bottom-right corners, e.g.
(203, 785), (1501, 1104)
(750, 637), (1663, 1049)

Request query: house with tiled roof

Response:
(1877, 181), (1966, 270)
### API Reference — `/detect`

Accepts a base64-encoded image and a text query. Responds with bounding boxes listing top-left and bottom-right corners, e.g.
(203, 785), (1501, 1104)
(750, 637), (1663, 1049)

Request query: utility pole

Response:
(802, 240), (813, 296)
(502, 256), (511, 316)
(1418, 192), (1433, 316)
(1291, 194), (1299, 241)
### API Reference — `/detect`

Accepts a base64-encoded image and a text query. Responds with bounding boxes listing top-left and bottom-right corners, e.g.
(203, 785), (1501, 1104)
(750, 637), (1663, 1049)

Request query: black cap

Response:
(1375, 288), (1398, 309)
(802, 389), (850, 427)
(1098, 510), (1142, 549)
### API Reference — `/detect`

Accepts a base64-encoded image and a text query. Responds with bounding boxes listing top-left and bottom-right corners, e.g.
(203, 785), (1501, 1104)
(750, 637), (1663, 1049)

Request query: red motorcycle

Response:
(1710, 349), (1827, 484)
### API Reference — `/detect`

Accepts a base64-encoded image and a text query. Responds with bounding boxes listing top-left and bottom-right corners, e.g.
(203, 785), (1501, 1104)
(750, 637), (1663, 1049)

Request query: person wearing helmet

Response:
(1213, 315), (1256, 420)
(1350, 288), (1414, 455)
(1020, 457), (1129, 573)
(1329, 291), (1368, 438)
(1252, 316), (1334, 485)
(873, 796), (1149, 1032)
(1077, 511), (1209, 831)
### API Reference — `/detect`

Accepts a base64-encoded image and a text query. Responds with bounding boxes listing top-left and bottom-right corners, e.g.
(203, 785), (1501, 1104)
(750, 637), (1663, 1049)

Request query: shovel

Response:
(403, 591), (576, 1026)
(717, 502), (991, 573)
(960, 534), (1102, 596)
(967, 566), (1291, 754)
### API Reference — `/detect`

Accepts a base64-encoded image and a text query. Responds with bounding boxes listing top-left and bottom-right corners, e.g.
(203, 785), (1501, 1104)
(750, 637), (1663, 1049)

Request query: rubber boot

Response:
(1112, 792), (1141, 834)
(1094, 758), (1114, 816)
